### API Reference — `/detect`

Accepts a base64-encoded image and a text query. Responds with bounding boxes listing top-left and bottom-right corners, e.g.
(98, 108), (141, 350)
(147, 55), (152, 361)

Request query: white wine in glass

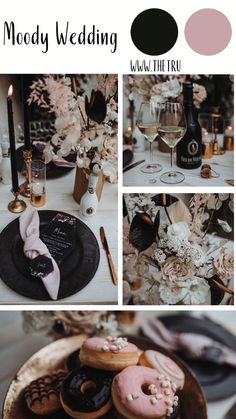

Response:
(136, 102), (162, 184)
(157, 103), (186, 184)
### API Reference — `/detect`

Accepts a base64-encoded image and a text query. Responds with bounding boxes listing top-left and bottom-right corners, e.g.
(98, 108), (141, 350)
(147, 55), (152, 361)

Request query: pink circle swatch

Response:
(185, 8), (232, 55)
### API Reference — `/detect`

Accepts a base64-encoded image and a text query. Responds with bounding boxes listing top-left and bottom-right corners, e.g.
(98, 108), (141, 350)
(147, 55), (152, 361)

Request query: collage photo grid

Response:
(0, 3), (236, 419)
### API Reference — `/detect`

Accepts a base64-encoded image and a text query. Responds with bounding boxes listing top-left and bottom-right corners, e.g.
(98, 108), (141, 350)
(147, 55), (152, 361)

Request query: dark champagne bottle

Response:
(176, 82), (202, 169)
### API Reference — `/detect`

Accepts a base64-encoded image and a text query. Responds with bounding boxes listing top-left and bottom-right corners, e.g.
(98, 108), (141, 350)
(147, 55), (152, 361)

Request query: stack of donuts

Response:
(24, 336), (185, 419)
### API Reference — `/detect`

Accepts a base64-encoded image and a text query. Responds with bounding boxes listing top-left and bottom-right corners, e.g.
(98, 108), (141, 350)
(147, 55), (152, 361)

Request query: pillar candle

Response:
(7, 85), (19, 193)
(22, 76), (31, 150)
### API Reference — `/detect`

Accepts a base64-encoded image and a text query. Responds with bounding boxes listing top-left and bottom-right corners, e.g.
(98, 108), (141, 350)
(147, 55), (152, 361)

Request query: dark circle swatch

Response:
(131, 8), (178, 56)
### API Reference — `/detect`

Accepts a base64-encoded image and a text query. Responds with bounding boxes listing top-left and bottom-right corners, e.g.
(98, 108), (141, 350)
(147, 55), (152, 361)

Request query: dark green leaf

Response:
(129, 213), (155, 252)
(85, 90), (107, 124)
(207, 275), (225, 305)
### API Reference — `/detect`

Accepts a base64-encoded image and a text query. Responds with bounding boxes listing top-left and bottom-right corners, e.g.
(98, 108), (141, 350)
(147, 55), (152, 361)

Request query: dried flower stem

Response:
(207, 278), (234, 296)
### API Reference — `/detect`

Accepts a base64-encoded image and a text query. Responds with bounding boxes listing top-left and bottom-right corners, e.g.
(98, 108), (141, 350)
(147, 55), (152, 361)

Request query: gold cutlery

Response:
(100, 226), (118, 286)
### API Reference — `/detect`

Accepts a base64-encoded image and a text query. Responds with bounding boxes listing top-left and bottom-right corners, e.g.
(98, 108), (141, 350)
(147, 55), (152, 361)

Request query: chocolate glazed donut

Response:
(60, 367), (113, 419)
(65, 349), (83, 372)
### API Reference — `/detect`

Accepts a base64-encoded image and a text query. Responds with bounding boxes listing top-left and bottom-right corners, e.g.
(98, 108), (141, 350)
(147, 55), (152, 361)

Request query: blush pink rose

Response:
(213, 249), (234, 281)
(162, 256), (194, 284)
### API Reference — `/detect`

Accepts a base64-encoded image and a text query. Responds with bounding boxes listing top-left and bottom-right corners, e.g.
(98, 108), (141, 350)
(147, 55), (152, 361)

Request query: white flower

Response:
(43, 143), (53, 164)
(153, 249), (167, 264)
(150, 95), (165, 110)
(182, 277), (210, 305)
(159, 277), (210, 305)
(101, 161), (117, 183)
(81, 137), (92, 151)
(55, 115), (73, 131)
(159, 283), (189, 305)
(161, 79), (182, 99)
(127, 200), (136, 211)
(65, 126), (81, 146)
(76, 155), (91, 168)
(167, 222), (191, 241)
(190, 244), (205, 266)
(213, 248), (234, 281)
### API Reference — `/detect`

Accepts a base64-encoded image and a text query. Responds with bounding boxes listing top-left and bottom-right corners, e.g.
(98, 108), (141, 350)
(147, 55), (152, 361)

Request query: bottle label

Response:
(187, 139), (199, 156)
(180, 156), (201, 163)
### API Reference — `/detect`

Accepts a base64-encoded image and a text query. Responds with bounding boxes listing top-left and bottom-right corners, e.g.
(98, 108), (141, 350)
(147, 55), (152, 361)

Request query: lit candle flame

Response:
(8, 85), (13, 98)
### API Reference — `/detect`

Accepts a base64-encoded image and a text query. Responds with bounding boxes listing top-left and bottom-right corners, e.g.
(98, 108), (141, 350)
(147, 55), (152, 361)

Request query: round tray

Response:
(0, 210), (100, 300)
(16, 145), (75, 180)
(2, 335), (207, 419)
(160, 314), (236, 401)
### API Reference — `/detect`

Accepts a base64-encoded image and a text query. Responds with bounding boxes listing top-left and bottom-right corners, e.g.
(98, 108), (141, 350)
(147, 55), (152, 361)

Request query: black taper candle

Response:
(22, 75), (31, 150)
(7, 85), (19, 193)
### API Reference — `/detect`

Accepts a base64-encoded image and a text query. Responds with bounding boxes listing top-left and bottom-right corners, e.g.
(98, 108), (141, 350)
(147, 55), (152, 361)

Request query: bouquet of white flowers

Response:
(123, 193), (234, 306)
(28, 74), (118, 182)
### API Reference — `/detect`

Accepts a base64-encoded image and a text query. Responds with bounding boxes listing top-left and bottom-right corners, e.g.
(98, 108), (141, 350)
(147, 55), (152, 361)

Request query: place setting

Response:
(123, 75), (234, 186)
(0, 74), (118, 303)
(123, 193), (234, 306)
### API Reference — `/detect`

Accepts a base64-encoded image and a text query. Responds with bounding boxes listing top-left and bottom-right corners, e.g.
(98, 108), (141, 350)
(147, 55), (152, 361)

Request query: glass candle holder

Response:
(223, 118), (234, 151)
(199, 113), (214, 142)
(30, 160), (46, 207)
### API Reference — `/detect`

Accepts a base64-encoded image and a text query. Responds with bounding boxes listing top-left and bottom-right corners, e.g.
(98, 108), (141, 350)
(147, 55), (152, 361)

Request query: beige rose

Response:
(162, 256), (194, 284)
(213, 249), (234, 281)
(150, 83), (162, 96)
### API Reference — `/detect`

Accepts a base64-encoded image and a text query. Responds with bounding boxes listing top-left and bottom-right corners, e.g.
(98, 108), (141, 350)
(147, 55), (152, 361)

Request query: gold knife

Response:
(123, 159), (145, 173)
(100, 226), (118, 286)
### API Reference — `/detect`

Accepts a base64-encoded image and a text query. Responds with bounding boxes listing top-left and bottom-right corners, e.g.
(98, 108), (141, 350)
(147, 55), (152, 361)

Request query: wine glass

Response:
(15, 122), (25, 144)
(136, 101), (162, 184)
(157, 102), (186, 184)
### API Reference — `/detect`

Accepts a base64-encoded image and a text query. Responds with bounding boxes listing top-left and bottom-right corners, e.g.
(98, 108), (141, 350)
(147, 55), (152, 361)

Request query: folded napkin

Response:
(141, 318), (236, 367)
(52, 155), (76, 168)
(19, 208), (60, 300)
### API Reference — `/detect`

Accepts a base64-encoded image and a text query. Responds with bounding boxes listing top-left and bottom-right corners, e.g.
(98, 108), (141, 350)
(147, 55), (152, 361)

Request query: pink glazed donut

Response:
(79, 336), (139, 371)
(139, 350), (185, 391)
(112, 366), (179, 419)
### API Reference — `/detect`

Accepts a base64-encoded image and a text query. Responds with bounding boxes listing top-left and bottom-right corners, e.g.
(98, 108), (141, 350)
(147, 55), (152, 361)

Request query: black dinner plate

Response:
(16, 145), (75, 179)
(159, 314), (236, 401)
(123, 149), (133, 168)
(0, 210), (100, 300)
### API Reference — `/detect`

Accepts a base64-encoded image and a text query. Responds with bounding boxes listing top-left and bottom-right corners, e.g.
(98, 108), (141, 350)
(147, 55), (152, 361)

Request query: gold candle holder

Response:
(8, 190), (27, 213)
(19, 149), (32, 198)
(202, 142), (213, 159)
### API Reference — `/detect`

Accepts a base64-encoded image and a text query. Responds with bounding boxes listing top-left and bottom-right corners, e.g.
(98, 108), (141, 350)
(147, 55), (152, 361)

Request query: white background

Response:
(0, 0), (235, 74)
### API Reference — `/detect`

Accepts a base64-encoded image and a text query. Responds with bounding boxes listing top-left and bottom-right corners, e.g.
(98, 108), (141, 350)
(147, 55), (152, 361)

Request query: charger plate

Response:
(0, 210), (100, 300)
(160, 314), (236, 401)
